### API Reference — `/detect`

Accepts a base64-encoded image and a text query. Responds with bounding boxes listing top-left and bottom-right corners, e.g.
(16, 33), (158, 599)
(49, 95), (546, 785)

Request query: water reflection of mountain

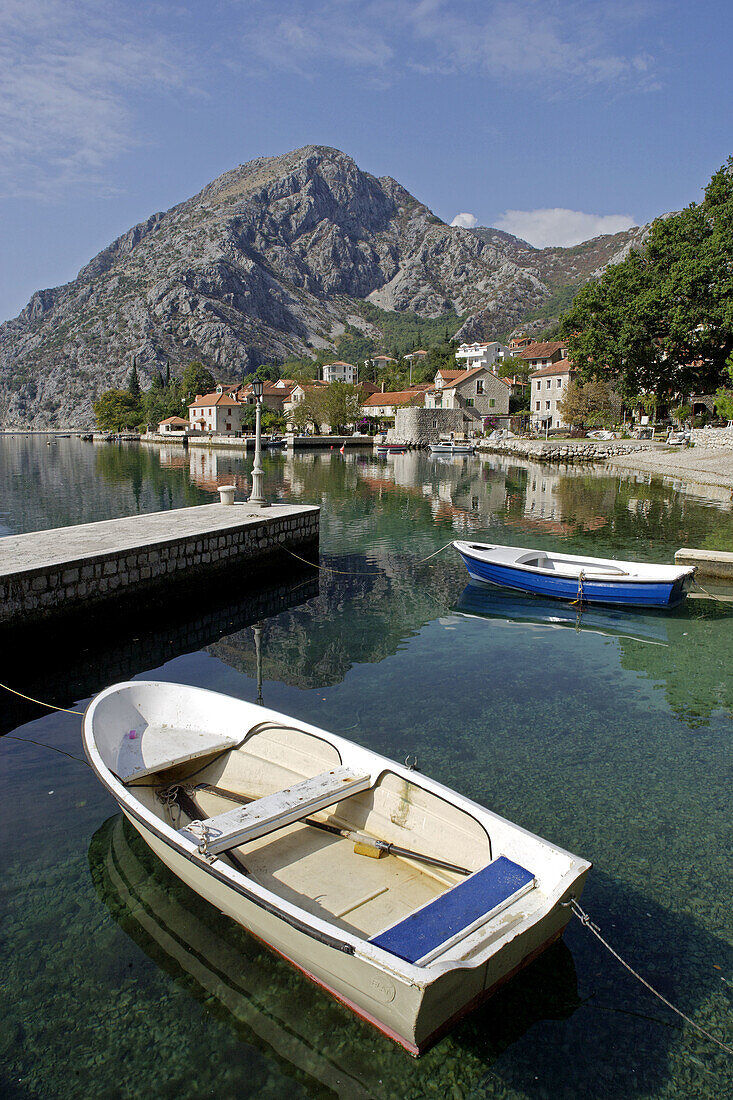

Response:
(89, 814), (581, 1100)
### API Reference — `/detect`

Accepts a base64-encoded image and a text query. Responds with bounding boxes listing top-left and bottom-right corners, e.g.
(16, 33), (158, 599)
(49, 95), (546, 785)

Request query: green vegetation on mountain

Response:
(560, 158), (733, 398)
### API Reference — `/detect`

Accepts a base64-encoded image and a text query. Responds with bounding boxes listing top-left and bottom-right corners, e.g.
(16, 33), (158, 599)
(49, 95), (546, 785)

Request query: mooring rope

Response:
(692, 578), (721, 602)
(564, 898), (732, 1056)
(0, 680), (83, 715)
(284, 541), (455, 576)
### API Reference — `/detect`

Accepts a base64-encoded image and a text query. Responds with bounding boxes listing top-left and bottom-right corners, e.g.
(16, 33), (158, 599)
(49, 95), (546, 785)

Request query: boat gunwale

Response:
(83, 681), (590, 980)
(453, 540), (695, 585)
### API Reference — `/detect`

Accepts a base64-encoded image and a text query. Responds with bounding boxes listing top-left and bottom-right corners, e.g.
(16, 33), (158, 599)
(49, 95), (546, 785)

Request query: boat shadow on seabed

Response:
(89, 816), (732, 1099)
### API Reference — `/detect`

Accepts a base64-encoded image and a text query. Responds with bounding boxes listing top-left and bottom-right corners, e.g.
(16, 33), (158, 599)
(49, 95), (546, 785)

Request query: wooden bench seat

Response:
(369, 856), (535, 965)
(180, 767), (371, 856)
(117, 725), (241, 782)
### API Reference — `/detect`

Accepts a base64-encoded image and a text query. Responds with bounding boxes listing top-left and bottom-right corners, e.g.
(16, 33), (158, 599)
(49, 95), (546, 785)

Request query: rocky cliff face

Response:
(0, 145), (647, 428)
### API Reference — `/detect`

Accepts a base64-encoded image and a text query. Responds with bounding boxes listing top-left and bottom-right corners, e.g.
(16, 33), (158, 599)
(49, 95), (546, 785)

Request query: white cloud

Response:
(236, 1), (656, 91)
(493, 208), (637, 248)
(0, 0), (187, 199)
(450, 212), (478, 228)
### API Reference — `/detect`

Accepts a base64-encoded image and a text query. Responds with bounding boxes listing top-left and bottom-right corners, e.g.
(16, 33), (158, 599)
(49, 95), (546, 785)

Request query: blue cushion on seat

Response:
(369, 855), (534, 964)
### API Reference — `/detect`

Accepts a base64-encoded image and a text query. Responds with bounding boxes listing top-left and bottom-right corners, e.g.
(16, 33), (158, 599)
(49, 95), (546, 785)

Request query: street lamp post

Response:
(248, 379), (268, 506)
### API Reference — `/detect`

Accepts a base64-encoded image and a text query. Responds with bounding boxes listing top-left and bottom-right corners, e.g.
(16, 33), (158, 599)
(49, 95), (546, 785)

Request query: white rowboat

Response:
(83, 681), (591, 1055)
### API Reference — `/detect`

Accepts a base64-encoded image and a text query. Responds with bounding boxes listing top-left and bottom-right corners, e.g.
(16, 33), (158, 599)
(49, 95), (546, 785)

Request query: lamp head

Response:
(252, 379), (264, 398)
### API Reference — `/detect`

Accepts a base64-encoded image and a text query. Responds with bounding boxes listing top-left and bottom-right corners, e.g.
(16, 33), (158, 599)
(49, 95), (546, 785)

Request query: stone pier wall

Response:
(0, 508), (319, 626)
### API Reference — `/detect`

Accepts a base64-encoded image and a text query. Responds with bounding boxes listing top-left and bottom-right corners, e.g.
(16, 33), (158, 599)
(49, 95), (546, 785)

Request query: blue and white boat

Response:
(453, 541), (695, 609)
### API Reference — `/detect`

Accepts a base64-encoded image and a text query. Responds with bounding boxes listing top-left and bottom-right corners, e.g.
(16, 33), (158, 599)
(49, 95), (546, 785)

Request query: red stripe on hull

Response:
(243, 921), (565, 1058)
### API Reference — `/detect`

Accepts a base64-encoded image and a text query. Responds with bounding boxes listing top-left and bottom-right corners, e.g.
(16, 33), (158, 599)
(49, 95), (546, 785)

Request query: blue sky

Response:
(0, 0), (731, 322)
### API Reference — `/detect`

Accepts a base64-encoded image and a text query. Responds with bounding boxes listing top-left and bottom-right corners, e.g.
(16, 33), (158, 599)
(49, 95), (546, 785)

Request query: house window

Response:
(489, 399), (495, 408)
(546, 380), (551, 389)
(557, 379), (562, 387)
(432, 420), (438, 428)
(546, 401), (551, 409)
(465, 398), (474, 407)
(476, 380), (484, 394)
(535, 401), (540, 410)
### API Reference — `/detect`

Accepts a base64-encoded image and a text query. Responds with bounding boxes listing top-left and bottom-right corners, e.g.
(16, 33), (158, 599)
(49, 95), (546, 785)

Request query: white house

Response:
(455, 342), (510, 372)
(188, 392), (245, 435)
(322, 361), (357, 384)
(530, 362), (576, 432)
(158, 416), (189, 434)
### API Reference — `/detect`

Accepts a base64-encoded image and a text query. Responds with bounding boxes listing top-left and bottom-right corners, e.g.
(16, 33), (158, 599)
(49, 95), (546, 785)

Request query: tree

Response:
(93, 389), (142, 431)
(714, 357), (733, 420)
(559, 157), (733, 399)
(498, 356), (531, 385)
(127, 362), (141, 399)
(557, 380), (623, 429)
(319, 382), (363, 432)
(181, 361), (215, 405)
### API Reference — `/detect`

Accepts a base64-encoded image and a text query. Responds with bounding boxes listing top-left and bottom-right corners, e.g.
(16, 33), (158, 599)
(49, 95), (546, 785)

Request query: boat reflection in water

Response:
(90, 815), (581, 1099)
(455, 584), (671, 646)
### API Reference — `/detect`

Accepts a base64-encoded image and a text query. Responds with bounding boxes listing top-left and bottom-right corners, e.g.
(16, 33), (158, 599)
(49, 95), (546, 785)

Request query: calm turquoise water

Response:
(1, 436), (731, 1099)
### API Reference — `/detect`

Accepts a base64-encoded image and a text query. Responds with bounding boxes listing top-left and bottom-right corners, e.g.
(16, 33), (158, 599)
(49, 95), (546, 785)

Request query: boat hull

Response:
(456, 548), (693, 608)
(123, 807), (585, 1054)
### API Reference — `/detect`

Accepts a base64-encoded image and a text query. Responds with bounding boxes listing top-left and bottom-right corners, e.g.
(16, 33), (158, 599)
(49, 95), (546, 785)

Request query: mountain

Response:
(0, 145), (648, 428)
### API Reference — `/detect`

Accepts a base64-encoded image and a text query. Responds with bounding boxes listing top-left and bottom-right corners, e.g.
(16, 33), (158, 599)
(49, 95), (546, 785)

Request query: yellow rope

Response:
(285, 541), (455, 575)
(0, 681), (83, 715)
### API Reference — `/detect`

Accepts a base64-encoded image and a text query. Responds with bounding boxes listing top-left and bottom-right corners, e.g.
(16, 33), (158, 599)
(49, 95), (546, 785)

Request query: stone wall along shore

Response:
(477, 438), (658, 464)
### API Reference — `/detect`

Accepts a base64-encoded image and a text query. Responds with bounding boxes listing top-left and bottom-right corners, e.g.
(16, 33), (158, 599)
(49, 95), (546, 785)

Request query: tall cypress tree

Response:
(127, 361), (141, 399)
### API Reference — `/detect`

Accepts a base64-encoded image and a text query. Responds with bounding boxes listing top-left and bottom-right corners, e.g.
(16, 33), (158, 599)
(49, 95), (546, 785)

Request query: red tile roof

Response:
(439, 367), (510, 390)
(159, 416), (189, 426)
(189, 392), (239, 407)
(362, 390), (426, 407)
(531, 362), (576, 378)
(518, 341), (568, 360)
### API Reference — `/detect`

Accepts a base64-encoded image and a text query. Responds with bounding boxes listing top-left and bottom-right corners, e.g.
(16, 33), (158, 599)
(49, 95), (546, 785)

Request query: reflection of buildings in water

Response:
(188, 448), (248, 492)
(157, 446), (186, 469)
(519, 462), (608, 535)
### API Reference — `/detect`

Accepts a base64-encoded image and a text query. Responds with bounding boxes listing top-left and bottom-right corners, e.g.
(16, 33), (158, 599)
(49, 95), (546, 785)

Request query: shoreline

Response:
(603, 445), (733, 495)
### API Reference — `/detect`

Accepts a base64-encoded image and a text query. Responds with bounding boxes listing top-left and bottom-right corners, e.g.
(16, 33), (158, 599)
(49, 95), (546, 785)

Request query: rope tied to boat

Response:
(561, 897), (733, 1056)
(284, 541), (455, 576)
(571, 570), (586, 606)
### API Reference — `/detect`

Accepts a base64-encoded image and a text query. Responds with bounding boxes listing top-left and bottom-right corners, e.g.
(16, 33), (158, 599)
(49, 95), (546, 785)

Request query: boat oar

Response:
(200, 783), (470, 877)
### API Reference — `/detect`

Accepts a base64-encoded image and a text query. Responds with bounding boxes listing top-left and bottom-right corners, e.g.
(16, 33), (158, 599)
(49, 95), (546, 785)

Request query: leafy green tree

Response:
(560, 158), (733, 398)
(558, 380), (623, 429)
(318, 383), (363, 432)
(498, 356), (531, 384)
(181, 361), (215, 405)
(93, 389), (142, 431)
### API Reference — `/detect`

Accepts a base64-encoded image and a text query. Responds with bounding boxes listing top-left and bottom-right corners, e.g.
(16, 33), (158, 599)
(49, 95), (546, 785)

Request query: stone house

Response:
(361, 388), (427, 422)
(424, 367), (510, 422)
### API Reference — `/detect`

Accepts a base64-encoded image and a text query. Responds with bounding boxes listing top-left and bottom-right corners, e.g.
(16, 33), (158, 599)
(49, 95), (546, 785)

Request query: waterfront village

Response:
(145, 333), (720, 448)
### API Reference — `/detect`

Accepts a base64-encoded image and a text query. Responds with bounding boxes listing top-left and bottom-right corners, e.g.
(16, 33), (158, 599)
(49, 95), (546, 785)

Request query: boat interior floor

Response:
(151, 783), (453, 939)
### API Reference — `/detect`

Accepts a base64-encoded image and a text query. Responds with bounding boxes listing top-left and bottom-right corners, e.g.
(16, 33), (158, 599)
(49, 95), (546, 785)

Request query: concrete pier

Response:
(0, 502), (319, 626)
(675, 547), (733, 581)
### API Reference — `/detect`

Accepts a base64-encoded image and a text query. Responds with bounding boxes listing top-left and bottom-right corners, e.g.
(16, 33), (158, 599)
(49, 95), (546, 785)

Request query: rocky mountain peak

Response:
(0, 145), (648, 428)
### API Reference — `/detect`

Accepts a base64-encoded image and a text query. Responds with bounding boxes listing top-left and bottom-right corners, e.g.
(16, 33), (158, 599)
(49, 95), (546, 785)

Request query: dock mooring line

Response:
(0, 680), (83, 716)
(284, 541), (455, 576)
(563, 897), (732, 1056)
